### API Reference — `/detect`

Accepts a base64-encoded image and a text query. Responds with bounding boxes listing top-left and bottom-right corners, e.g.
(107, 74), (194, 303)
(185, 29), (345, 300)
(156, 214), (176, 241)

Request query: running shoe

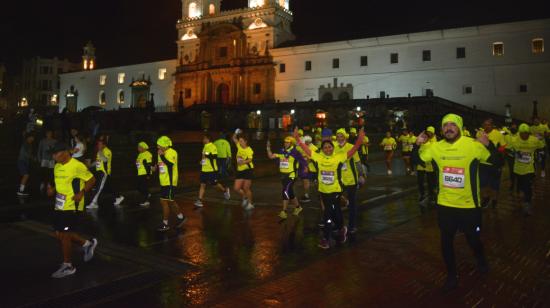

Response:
(293, 206), (303, 216)
(245, 202), (255, 211)
(86, 202), (99, 209)
(278, 211), (288, 220)
(51, 263), (76, 278)
(349, 227), (358, 234)
(542, 170), (546, 178)
(224, 188), (231, 200)
(157, 223), (170, 232)
(175, 216), (187, 228)
(139, 201), (150, 207)
(241, 198), (248, 207)
(16, 191), (29, 196)
(194, 200), (204, 207)
(114, 196), (125, 206)
(339, 226), (348, 244)
(387, 170), (393, 175)
(318, 239), (330, 249)
(83, 238), (98, 262)
(299, 195), (311, 203)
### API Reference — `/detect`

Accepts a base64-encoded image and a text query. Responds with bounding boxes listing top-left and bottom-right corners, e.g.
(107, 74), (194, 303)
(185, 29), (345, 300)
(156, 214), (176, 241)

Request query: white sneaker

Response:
(86, 202), (99, 209)
(387, 170), (393, 175)
(224, 188), (231, 200)
(51, 263), (76, 278)
(16, 191), (29, 196)
(83, 238), (98, 262)
(140, 201), (150, 207)
(114, 196), (125, 206)
(541, 170), (546, 178)
(194, 200), (204, 207)
(245, 202), (255, 211)
(241, 198), (248, 207)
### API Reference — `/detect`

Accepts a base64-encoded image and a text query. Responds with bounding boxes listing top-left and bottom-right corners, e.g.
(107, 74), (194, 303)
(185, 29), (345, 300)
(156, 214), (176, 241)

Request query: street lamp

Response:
(256, 110), (261, 115)
(290, 109), (295, 115)
(356, 106), (361, 112)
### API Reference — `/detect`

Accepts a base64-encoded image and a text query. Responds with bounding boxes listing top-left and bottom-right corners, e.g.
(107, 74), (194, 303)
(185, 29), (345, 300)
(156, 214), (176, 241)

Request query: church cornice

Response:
(177, 5), (292, 29)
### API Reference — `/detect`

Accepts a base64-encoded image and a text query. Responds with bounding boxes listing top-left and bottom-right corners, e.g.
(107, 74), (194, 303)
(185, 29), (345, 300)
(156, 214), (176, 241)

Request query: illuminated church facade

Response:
(60, 0), (550, 120)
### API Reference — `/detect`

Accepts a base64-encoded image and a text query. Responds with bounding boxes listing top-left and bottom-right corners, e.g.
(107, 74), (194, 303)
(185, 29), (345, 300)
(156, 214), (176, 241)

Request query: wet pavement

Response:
(2, 158), (550, 307)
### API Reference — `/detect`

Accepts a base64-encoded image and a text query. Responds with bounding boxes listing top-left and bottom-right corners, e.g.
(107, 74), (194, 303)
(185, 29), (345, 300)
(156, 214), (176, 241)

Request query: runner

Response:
(359, 132), (370, 173)
(136, 142), (153, 207)
(37, 129), (56, 195)
(298, 135), (317, 203)
(232, 129), (254, 210)
(47, 142), (97, 278)
(156, 136), (186, 231)
(463, 126), (471, 137)
(71, 133), (86, 162)
(398, 128), (414, 174)
(86, 139), (124, 209)
(213, 132), (232, 178)
(334, 128), (365, 234)
(414, 113), (497, 292)
(416, 126), (437, 205)
(504, 124), (519, 192)
(195, 133), (231, 208)
(295, 127), (365, 249)
(267, 136), (306, 219)
(509, 123), (545, 215)
(380, 131), (397, 175)
(476, 118), (506, 209)
(17, 134), (35, 196)
(530, 117), (549, 178)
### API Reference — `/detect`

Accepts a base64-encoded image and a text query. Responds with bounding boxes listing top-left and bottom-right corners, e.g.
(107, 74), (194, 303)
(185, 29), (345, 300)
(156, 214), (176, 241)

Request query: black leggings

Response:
(320, 192), (343, 240)
(506, 155), (516, 190)
(437, 206), (485, 276)
(516, 173), (534, 203)
(281, 175), (295, 200)
(137, 175), (151, 202)
(417, 170), (436, 198)
(344, 185), (357, 230)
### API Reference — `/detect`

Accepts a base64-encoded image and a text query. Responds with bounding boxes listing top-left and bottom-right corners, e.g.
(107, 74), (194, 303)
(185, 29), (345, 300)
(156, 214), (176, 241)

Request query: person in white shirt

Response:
(71, 134), (86, 161)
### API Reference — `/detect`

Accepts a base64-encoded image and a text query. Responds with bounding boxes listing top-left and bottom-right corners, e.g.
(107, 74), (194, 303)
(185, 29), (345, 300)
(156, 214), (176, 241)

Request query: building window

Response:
(117, 90), (125, 104)
(158, 68), (167, 80)
(118, 73), (125, 84)
(99, 91), (106, 105)
(99, 75), (107, 86)
(209, 3), (215, 15)
(463, 85), (473, 94)
(253, 83), (262, 95)
(390, 53), (399, 64)
(279, 63), (286, 73)
(219, 47), (228, 58)
(456, 47), (466, 59)
(305, 61), (312, 71)
(50, 94), (58, 105)
(532, 38), (544, 54)
(185, 88), (192, 98)
(40, 66), (52, 75)
(519, 84), (528, 93)
(493, 42), (504, 56)
(360, 56), (368, 66)
(332, 58), (340, 69)
(188, 2), (200, 18)
(422, 50), (431, 62)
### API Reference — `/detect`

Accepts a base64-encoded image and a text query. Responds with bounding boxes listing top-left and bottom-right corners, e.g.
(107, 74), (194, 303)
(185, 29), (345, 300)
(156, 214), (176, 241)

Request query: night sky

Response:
(1, 0), (548, 72)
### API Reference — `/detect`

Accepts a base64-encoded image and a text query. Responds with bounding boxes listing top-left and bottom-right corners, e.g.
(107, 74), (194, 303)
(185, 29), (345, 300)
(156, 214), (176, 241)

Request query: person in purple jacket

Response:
(267, 136), (308, 220)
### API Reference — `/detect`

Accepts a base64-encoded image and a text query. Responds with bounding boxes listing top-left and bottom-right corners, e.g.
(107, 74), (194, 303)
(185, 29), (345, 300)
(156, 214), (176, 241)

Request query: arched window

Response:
(249, 0), (264, 8)
(209, 3), (215, 15)
(117, 89), (125, 104)
(188, 2), (200, 18)
(279, 0), (289, 10)
(99, 91), (106, 105)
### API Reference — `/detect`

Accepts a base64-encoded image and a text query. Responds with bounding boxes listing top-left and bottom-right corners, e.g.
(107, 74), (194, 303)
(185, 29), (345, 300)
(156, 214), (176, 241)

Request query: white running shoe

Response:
(83, 238), (98, 262)
(86, 202), (99, 209)
(541, 170), (546, 178)
(387, 170), (393, 175)
(16, 191), (29, 196)
(194, 200), (204, 207)
(140, 201), (150, 207)
(51, 263), (76, 278)
(114, 196), (125, 206)
(224, 188), (231, 200)
(245, 202), (255, 211)
(241, 198), (248, 207)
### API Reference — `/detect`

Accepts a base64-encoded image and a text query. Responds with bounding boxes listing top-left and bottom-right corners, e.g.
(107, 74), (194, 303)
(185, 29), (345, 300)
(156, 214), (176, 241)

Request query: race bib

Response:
(55, 193), (66, 210)
(442, 167), (465, 188)
(279, 159), (289, 169)
(384, 145), (393, 151)
(158, 163), (167, 174)
(517, 152), (532, 164)
(320, 170), (335, 185)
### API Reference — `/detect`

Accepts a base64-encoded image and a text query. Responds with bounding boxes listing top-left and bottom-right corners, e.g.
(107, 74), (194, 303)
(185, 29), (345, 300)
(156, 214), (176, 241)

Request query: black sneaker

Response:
(299, 196), (311, 203)
(175, 216), (187, 228)
(157, 223), (170, 232)
(441, 275), (458, 293)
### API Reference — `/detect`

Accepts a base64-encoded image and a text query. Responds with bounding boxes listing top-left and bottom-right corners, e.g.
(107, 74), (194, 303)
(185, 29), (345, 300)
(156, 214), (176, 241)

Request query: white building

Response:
(59, 0), (550, 120)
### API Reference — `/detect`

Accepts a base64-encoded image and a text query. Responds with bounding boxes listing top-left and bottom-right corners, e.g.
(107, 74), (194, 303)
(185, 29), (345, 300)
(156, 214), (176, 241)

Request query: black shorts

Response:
(53, 210), (82, 232)
(402, 151), (412, 158)
(437, 205), (482, 235)
(160, 185), (176, 201)
(236, 169), (254, 180)
(281, 175), (296, 200)
(200, 172), (219, 185)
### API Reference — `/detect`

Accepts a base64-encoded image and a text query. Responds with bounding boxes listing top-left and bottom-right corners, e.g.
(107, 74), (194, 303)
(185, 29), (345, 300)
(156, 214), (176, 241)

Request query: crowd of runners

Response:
(14, 113), (550, 290)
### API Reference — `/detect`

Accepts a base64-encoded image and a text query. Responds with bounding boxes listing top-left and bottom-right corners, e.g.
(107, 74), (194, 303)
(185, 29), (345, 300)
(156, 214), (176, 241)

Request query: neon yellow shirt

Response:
(334, 143), (361, 186)
(477, 129), (506, 166)
(509, 135), (544, 175)
(361, 136), (369, 155)
(158, 148), (178, 186)
(236, 144), (254, 171)
(275, 148), (299, 179)
(417, 136), (437, 172)
(95, 147), (112, 175)
(54, 158), (94, 211)
(399, 135), (415, 152)
(307, 144), (318, 172)
(419, 136), (491, 209)
(136, 151), (153, 176)
(530, 124), (549, 144)
(201, 143), (218, 172)
(310, 152), (347, 194)
(213, 139), (232, 159)
(380, 137), (397, 151)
